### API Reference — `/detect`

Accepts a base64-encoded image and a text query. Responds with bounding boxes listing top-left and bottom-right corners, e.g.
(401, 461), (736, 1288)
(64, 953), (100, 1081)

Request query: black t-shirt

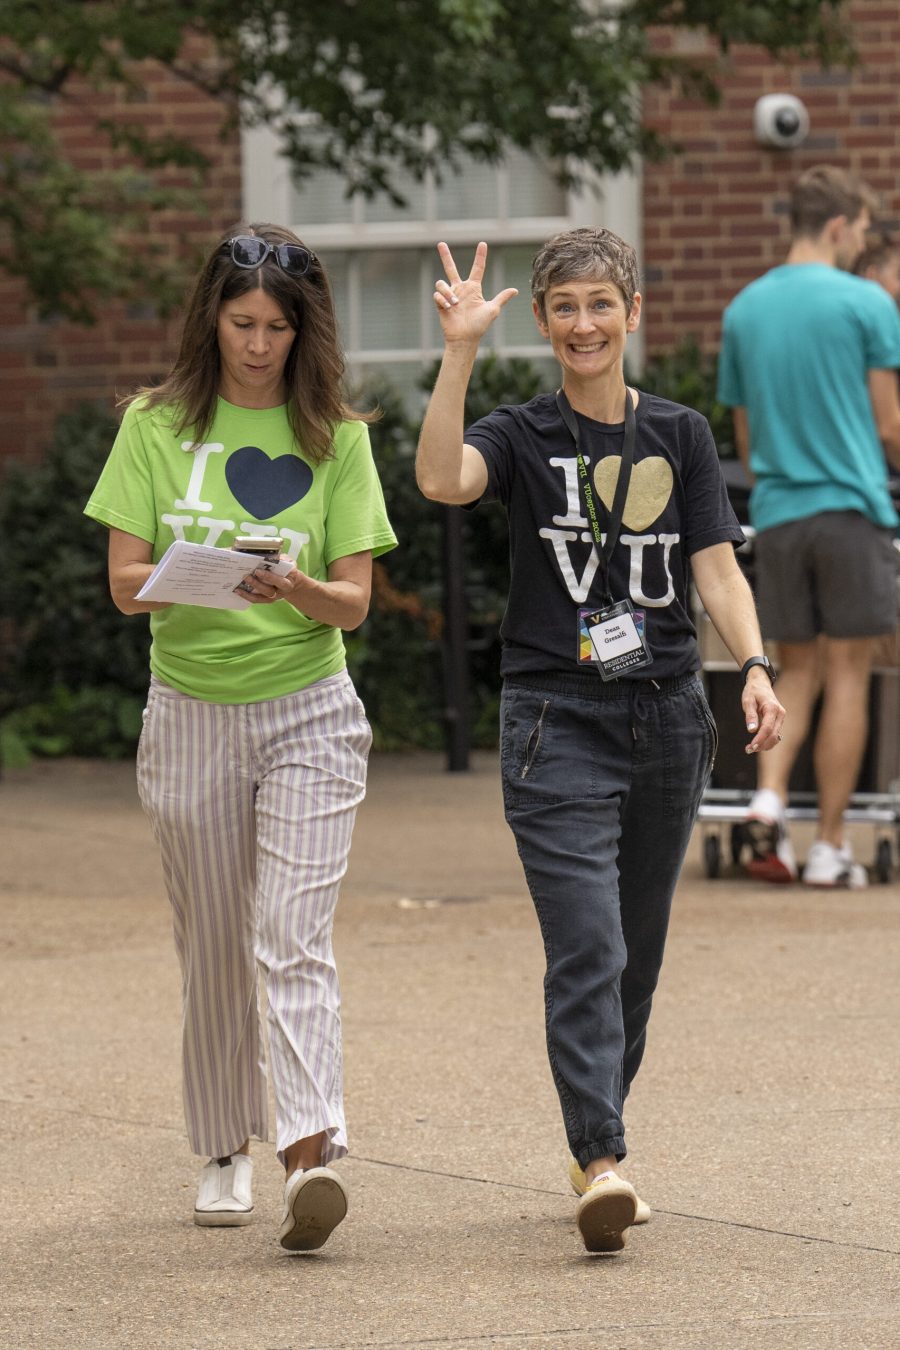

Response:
(465, 390), (744, 680)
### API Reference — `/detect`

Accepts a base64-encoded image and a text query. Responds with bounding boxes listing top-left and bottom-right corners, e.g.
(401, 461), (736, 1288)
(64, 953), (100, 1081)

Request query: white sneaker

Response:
(802, 840), (868, 889)
(279, 1167), (348, 1252)
(194, 1154), (254, 1227)
(744, 789), (797, 884)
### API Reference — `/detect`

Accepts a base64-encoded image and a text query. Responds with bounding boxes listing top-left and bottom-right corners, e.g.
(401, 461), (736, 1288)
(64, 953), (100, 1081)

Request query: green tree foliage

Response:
(1, 0), (852, 321)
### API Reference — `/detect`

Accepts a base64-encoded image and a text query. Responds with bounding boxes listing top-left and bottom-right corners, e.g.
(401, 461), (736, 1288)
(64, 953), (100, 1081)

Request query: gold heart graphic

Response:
(593, 456), (673, 532)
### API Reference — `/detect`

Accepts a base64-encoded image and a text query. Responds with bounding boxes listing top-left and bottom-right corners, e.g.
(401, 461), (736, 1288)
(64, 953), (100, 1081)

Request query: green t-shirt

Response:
(85, 397), (397, 702)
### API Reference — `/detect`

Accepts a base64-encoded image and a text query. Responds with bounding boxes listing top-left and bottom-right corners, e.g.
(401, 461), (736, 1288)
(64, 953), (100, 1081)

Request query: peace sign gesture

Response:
(433, 241), (519, 347)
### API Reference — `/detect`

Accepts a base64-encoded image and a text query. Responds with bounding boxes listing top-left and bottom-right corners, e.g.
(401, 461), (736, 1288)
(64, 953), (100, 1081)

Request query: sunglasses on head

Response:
(223, 235), (317, 277)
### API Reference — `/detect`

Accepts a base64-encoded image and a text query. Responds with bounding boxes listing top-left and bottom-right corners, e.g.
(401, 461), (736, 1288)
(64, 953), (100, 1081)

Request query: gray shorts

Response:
(754, 511), (899, 642)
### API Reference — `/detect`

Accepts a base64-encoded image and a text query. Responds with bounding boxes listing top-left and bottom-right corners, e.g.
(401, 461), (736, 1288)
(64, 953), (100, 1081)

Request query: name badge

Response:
(583, 599), (653, 681)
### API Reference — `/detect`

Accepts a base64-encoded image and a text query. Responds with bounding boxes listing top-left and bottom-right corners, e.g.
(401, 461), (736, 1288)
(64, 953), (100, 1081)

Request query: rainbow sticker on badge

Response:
(577, 602), (651, 679)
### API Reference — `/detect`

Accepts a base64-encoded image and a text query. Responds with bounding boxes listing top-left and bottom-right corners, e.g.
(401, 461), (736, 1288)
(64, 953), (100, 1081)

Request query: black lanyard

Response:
(555, 387), (637, 606)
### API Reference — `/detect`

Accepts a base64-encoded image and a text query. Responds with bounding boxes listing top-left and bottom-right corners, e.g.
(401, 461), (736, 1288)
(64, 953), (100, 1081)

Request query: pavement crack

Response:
(351, 1153), (900, 1256)
(4, 1101), (897, 1259)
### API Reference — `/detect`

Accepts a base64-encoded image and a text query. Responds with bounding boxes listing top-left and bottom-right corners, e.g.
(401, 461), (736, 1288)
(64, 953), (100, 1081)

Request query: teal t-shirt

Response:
(85, 398), (397, 702)
(717, 264), (900, 532)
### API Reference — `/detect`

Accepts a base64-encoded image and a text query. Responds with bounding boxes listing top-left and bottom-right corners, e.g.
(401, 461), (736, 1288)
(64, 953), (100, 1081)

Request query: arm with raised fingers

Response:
(416, 242), (518, 505)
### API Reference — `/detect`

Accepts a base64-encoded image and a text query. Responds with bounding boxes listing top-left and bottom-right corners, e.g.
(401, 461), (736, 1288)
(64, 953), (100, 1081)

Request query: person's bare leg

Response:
(584, 1154), (619, 1185)
(284, 1131), (326, 1176)
(279, 1131), (347, 1252)
(755, 639), (822, 801)
(813, 637), (875, 846)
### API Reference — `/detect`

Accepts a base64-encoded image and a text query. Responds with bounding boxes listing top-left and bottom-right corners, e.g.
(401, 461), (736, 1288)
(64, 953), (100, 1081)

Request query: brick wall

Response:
(0, 37), (241, 469)
(641, 0), (900, 356)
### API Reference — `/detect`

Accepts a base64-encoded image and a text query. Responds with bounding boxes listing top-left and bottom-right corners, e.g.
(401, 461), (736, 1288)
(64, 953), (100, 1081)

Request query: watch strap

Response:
(741, 655), (775, 684)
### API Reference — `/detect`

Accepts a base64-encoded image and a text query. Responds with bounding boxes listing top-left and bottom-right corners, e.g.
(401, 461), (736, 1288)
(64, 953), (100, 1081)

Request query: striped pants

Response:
(136, 670), (371, 1165)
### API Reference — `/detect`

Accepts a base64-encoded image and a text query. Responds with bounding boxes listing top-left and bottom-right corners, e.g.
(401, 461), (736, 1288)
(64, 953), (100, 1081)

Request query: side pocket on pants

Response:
(698, 692), (719, 779)
(521, 700), (551, 779)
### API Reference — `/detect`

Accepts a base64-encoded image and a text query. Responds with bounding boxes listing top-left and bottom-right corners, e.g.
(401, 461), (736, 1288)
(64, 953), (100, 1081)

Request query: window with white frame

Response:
(242, 127), (643, 408)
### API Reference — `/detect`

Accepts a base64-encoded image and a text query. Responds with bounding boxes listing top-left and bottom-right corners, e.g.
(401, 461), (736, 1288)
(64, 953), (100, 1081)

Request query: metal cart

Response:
(695, 468), (900, 883)
(698, 789), (899, 883)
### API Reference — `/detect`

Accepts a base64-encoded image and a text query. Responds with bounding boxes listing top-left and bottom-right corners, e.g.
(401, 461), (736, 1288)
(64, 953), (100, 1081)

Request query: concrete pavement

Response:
(1, 753), (899, 1349)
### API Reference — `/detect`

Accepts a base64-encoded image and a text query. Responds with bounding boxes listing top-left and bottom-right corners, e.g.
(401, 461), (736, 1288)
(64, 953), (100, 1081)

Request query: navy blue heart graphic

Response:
(225, 445), (313, 520)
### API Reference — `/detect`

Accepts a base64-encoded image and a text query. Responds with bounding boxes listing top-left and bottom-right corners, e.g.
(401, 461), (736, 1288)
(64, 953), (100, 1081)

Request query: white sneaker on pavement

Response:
(279, 1167), (348, 1252)
(802, 840), (868, 889)
(194, 1154), (254, 1227)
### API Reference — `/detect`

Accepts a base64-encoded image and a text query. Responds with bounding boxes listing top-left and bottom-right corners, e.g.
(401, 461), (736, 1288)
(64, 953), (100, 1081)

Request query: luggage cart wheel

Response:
(703, 832), (722, 879)
(875, 838), (893, 884)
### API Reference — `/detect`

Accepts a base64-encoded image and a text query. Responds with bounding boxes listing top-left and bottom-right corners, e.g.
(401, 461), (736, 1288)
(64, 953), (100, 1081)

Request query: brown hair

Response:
(531, 227), (640, 319)
(132, 222), (374, 462)
(789, 166), (878, 239)
(853, 228), (900, 277)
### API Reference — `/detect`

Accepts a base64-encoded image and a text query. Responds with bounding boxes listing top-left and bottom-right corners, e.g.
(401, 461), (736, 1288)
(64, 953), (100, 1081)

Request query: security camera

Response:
(753, 94), (810, 149)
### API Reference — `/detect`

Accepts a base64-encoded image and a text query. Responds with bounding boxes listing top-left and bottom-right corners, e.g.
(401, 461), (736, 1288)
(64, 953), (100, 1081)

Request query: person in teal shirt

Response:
(86, 225), (396, 1251)
(718, 165), (900, 888)
(854, 228), (900, 306)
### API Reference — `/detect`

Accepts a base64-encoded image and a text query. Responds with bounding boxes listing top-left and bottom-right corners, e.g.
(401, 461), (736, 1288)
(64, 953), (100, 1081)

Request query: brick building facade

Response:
(642, 1), (900, 350)
(2, 0), (897, 468)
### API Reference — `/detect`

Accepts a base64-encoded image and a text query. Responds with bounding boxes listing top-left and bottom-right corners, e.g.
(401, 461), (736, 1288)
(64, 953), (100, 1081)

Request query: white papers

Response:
(136, 540), (293, 610)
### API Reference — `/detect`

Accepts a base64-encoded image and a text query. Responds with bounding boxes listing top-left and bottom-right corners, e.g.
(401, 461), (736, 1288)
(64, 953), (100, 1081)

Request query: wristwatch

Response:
(741, 655), (777, 685)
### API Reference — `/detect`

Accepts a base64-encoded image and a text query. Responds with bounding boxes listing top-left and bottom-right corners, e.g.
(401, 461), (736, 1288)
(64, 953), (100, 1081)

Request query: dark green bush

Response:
(635, 337), (735, 457)
(357, 353), (544, 750)
(0, 403), (151, 761)
(347, 383), (446, 749)
(0, 685), (144, 767)
(0, 341), (729, 761)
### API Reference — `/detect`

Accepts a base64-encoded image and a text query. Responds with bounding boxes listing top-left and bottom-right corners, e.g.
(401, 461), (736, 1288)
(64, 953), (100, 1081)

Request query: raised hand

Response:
(433, 241), (518, 347)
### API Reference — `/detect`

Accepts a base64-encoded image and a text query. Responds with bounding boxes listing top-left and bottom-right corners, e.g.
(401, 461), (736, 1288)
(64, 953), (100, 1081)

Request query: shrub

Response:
(0, 403), (151, 759)
(357, 354), (545, 751)
(0, 341), (733, 761)
(0, 685), (144, 766)
(635, 337), (735, 456)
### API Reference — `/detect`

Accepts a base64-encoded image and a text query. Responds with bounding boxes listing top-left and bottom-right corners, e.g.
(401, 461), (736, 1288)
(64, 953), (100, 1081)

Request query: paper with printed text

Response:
(136, 540), (292, 610)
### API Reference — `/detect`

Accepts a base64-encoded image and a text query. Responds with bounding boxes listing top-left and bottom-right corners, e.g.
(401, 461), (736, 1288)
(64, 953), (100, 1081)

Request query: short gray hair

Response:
(531, 227), (640, 318)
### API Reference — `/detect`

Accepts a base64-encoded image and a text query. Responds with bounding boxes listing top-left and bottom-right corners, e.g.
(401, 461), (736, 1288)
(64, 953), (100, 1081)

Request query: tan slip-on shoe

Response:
(279, 1167), (348, 1252)
(576, 1170), (638, 1253)
(194, 1154), (254, 1227)
(567, 1154), (651, 1223)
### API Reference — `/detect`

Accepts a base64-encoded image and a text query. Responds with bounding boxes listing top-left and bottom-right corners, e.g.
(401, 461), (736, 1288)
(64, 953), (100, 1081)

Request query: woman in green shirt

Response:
(86, 224), (396, 1251)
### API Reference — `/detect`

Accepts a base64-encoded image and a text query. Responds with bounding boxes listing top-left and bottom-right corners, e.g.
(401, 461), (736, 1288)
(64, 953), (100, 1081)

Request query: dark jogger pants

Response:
(500, 669), (716, 1168)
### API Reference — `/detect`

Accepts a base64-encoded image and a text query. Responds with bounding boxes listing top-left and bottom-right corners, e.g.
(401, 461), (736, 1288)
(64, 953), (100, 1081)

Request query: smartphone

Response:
(232, 535), (285, 561)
